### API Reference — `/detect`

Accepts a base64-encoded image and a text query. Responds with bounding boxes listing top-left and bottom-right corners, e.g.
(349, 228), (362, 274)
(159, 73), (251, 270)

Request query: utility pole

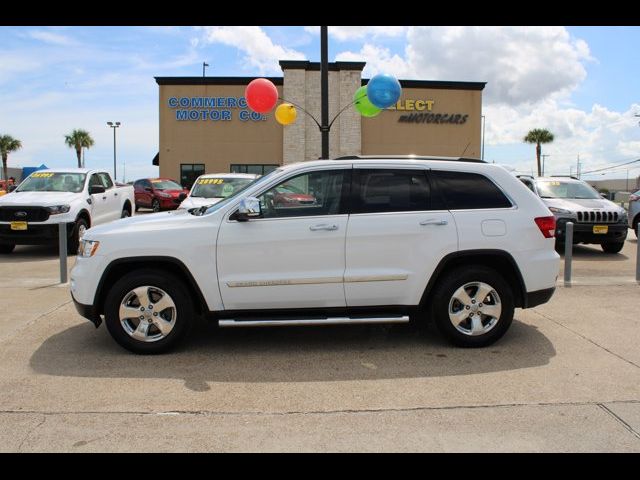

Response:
(576, 154), (581, 179)
(320, 26), (329, 159)
(107, 122), (121, 180)
(541, 154), (550, 176)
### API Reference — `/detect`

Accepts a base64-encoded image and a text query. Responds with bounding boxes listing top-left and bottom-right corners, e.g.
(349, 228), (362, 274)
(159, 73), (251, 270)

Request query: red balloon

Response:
(245, 78), (278, 114)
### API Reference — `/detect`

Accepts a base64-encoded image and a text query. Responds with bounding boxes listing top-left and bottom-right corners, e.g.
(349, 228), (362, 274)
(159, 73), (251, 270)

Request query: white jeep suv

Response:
(70, 156), (559, 354)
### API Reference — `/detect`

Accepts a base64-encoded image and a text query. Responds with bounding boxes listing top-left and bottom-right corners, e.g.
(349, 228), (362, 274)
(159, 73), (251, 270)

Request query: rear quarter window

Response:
(431, 170), (512, 210)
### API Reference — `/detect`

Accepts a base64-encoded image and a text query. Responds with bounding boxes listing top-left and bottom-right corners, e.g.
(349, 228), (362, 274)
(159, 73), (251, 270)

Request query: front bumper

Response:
(0, 222), (74, 245)
(159, 197), (182, 209)
(71, 292), (102, 328)
(555, 218), (628, 244)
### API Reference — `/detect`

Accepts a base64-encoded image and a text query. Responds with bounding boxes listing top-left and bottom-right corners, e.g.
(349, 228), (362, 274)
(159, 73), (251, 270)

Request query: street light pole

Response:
(203, 62), (209, 78)
(320, 26), (329, 159)
(107, 122), (120, 181)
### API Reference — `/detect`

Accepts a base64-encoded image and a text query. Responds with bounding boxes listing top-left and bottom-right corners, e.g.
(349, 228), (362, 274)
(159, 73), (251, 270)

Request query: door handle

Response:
(309, 224), (339, 231)
(102, 196), (107, 200)
(114, 192), (118, 196)
(420, 219), (448, 226)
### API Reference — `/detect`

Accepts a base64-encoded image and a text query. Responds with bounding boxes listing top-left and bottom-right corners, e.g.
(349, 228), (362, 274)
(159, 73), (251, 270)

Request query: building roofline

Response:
(279, 60), (366, 72)
(155, 77), (284, 86)
(363, 79), (486, 91)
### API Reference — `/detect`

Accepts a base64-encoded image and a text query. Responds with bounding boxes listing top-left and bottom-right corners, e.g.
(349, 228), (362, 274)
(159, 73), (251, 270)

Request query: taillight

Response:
(535, 216), (556, 238)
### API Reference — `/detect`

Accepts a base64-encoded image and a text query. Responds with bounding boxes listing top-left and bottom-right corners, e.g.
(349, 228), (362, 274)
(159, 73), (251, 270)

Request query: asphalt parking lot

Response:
(0, 224), (639, 452)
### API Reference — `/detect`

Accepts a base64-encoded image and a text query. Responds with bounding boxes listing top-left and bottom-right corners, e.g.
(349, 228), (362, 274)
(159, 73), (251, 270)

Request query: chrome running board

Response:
(218, 316), (410, 328)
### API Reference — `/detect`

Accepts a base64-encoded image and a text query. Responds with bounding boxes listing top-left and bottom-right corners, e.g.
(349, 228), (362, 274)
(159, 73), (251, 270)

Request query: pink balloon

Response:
(245, 78), (278, 114)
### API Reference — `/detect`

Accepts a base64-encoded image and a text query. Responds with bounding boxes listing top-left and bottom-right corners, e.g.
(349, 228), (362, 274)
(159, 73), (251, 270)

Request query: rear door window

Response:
(430, 170), (512, 210)
(352, 169), (431, 214)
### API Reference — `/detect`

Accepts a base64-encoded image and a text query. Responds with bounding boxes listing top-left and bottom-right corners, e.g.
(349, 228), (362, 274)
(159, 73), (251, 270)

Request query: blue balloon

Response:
(367, 73), (402, 109)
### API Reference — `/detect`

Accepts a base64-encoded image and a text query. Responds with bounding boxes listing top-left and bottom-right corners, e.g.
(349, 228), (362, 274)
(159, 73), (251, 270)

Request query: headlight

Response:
(158, 192), (172, 198)
(79, 239), (100, 257)
(548, 207), (573, 215)
(47, 205), (71, 215)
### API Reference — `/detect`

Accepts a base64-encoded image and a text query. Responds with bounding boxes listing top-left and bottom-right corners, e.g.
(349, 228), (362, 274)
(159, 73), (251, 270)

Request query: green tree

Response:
(0, 135), (22, 192)
(523, 128), (555, 177)
(64, 129), (95, 168)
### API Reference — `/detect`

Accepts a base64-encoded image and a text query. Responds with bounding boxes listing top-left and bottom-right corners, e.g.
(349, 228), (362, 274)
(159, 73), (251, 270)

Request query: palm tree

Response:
(0, 135), (22, 192)
(523, 128), (554, 177)
(64, 129), (95, 168)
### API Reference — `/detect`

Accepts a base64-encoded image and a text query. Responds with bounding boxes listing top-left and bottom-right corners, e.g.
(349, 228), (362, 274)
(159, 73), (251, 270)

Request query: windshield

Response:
(151, 179), (183, 190)
(16, 172), (86, 193)
(196, 169), (282, 216)
(536, 180), (601, 200)
(190, 177), (255, 198)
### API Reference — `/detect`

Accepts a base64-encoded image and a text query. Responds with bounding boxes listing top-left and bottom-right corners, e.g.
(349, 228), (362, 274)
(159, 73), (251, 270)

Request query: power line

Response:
(580, 158), (640, 175)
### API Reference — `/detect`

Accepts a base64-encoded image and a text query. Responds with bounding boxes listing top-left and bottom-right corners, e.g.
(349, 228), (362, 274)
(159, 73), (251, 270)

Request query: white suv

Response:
(70, 156), (560, 354)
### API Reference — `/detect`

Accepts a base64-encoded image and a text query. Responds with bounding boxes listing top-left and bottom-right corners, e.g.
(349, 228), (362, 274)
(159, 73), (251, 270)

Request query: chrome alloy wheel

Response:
(119, 286), (177, 342)
(448, 281), (502, 336)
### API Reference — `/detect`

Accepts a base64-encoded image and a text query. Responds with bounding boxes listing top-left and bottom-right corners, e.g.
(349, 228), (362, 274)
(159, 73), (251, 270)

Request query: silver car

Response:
(518, 175), (628, 253)
(629, 189), (640, 237)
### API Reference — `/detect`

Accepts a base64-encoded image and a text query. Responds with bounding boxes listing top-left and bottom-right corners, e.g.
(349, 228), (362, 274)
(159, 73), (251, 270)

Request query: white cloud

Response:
(335, 26), (592, 106)
(196, 26), (306, 75)
(304, 26), (407, 41)
(26, 30), (77, 46)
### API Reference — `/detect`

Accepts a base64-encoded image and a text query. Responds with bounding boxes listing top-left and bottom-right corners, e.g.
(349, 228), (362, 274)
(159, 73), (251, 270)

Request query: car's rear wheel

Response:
(121, 208), (131, 218)
(430, 266), (514, 347)
(152, 199), (161, 213)
(0, 243), (15, 254)
(633, 216), (639, 238)
(104, 270), (193, 354)
(601, 241), (625, 254)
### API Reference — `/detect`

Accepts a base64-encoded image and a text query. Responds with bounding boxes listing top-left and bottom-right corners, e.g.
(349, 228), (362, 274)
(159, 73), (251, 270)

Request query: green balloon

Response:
(353, 86), (382, 118)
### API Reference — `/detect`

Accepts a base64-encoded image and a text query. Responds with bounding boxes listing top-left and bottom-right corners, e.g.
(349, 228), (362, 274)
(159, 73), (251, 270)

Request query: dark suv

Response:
(518, 175), (628, 253)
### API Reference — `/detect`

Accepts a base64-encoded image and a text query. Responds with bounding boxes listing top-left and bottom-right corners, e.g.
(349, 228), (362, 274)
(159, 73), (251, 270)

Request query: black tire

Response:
(121, 207), (131, 219)
(554, 240), (566, 253)
(633, 216), (639, 238)
(67, 218), (88, 255)
(135, 203), (140, 212)
(0, 243), (15, 254)
(430, 266), (515, 348)
(104, 269), (194, 354)
(152, 199), (161, 213)
(601, 241), (625, 254)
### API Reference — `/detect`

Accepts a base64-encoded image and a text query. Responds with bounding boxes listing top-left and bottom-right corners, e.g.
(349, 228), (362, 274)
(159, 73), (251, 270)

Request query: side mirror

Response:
(89, 185), (106, 195)
(600, 193), (607, 199)
(178, 192), (187, 202)
(234, 197), (262, 221)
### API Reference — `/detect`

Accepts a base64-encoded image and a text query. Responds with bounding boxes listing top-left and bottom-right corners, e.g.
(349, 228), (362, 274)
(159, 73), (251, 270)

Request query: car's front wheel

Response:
(601, 241), (625, 254)
(430, 266), (514, 347)
(104, 270), (194, 354)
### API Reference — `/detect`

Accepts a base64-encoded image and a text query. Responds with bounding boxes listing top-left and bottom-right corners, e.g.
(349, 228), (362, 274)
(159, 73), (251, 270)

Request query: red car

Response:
(133, 178), (189, 212)
(271, 184), (317, 207)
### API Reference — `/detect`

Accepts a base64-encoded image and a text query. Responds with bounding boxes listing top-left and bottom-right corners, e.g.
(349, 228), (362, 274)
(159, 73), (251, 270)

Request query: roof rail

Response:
(333, 155), (487, 164)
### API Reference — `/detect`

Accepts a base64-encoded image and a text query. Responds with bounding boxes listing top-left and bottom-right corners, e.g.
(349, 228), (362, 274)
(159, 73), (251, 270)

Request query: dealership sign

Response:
(167, 97), (267, 122)
(389, 99), (469, 125)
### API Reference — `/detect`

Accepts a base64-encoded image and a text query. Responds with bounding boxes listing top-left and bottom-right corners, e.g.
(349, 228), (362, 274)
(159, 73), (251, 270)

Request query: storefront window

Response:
(230, 164), (279, 176)
(180, 164), (205, 190)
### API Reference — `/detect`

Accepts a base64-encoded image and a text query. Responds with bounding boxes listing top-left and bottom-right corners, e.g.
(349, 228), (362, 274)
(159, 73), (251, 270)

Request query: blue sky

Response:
(1, 26), (639, 185)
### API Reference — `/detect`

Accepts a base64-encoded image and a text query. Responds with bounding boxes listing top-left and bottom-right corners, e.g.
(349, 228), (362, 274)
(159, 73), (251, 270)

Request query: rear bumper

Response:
(524, 287), (556, 309)
(555, 219), (627, 244)
(0, 222), (74, 245)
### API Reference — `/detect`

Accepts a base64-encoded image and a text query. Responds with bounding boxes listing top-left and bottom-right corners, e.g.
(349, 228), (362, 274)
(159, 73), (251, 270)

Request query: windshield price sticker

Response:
(31, 172), (54, 178)
(221, 184), (235, 196)
(198, 178), (225, 185)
